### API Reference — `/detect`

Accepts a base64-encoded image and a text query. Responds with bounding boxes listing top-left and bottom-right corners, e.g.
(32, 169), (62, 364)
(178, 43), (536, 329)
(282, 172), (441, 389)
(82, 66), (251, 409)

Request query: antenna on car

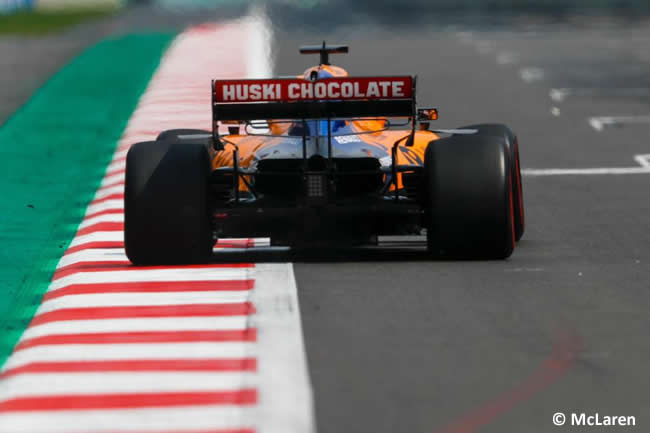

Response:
(299, 41), (348, 65)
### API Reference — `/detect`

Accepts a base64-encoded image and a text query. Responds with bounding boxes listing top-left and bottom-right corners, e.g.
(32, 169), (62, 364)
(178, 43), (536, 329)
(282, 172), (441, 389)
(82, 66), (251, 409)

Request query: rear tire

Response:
(424, 135), (515, 259)
(124, 140), (214, 265)
(458, 123), (524, 241)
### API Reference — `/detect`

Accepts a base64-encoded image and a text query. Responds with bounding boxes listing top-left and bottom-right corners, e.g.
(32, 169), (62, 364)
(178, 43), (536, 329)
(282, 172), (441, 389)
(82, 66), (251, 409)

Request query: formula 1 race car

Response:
(124, 43), (524, 264)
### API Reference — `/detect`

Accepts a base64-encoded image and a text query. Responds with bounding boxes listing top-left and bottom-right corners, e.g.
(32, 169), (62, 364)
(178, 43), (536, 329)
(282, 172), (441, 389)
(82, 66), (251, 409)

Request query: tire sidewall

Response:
(424, 134), (515, 259)
(458, 123), (524, 241)
(125, 141), (213, 265)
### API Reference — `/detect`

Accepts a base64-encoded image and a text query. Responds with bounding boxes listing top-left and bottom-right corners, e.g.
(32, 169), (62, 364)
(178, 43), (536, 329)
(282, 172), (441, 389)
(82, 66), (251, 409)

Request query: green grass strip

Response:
(0, 32), (176, 369)
(0, 9), (117, 36)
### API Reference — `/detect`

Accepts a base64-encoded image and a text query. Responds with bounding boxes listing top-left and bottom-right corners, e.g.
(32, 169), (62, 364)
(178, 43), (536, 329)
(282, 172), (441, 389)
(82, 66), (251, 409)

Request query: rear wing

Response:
(211, 76), (416, 124)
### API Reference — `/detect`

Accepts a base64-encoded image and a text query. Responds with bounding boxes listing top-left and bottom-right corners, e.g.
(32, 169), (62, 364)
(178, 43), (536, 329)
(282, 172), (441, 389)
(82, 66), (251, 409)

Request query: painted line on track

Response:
(589, 114), (650, 131)
(0, 8), (314, 433)
(434, 332), (581, 433)
(0, 371), (257, 400)
(0, 406), (257, 433)
(522, 153), (650, 176)
(0, 359), (257, 379)
(550, 87), (650, 102)
(3, 342), (257, 371)
(20, 316), (251, 340)
(519, 67), (545, 83)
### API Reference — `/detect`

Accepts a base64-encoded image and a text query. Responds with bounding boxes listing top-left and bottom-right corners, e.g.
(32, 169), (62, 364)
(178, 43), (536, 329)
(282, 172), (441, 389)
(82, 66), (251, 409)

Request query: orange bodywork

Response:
(211, 124), (439, 191)
(210, 63), (440, 191)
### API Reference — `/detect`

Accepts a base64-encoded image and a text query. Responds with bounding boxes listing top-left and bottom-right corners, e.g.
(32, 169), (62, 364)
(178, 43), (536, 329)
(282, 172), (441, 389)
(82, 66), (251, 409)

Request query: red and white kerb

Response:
(0, 20), (314, 433)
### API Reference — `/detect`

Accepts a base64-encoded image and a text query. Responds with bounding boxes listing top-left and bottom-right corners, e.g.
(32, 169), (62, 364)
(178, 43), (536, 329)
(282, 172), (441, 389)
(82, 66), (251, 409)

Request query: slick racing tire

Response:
(458, 123), (525, 241)
(424, 135), (515, 259)
(125, 140), (214, 265)
(157, 129), (211, 143)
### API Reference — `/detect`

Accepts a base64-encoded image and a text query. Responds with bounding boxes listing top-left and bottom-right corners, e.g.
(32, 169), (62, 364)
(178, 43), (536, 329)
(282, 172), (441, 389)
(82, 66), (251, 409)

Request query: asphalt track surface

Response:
(273, 15), (650, 433)
(3, 8), (650, 433)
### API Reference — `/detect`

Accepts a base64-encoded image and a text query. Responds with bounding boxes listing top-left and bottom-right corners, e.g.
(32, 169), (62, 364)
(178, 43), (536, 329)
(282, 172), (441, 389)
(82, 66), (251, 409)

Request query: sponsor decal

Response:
(379, 155), (392, 167)
(334, 135), (362, 144)
(215, 76), (413, 102)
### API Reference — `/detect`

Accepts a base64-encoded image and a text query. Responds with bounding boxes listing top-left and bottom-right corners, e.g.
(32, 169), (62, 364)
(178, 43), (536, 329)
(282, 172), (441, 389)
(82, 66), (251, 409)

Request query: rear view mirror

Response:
(417, 108), (438, 121)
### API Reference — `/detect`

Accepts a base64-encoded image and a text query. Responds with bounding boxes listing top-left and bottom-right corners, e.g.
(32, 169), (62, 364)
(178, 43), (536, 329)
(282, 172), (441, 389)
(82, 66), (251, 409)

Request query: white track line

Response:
(93, 184), (124, 200)
(77, 213), (124, 231)
(99, 172), (125, 187)
(634, 154), (650, 167)
(3, 342), (256, 371)
(247, 5), (273, 78)
(245, 5), (272, 133)
(105, 159), (126, 174)
(252, 263), (316, 433)
(589, 115), (650, 131)
(113, 148), (129, 160)
(36, 291), (250, 314)
(68, 231), (123, 248)
(21, 316), (250, 340)
(523, 153), (650, 176)
(551, 87), (650, 103)
(0, 372), (256, 400)
(0, 406), (256, 433)
(49, 268), (251, 292)
(519, 67), (544, 83)
(56, 248), (127, 268)
(496, 51), (517, 65)
(85, 199), (123, 217)
(523, 167), (650, 176)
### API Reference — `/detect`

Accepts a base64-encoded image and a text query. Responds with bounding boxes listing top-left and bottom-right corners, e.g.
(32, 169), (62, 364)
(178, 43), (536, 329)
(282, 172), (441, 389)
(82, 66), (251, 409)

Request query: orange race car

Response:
(124, 43), (524, 264)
